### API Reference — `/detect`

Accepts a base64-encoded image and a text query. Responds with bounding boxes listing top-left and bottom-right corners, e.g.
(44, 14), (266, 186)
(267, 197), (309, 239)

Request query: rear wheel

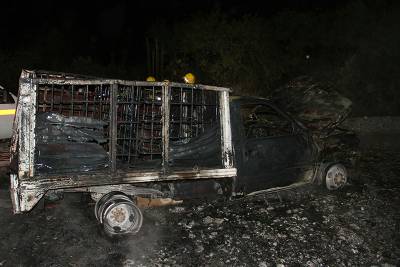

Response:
(324, 163), (348, 190)
(95, 192), (143, 236)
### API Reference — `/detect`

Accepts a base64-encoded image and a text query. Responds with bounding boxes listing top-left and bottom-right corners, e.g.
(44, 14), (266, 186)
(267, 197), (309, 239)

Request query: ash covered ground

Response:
(0, 148), (399, 266)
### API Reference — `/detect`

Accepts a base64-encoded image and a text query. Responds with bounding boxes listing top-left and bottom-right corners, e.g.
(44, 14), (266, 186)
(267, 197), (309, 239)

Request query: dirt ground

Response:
(0, 147), (399, 266)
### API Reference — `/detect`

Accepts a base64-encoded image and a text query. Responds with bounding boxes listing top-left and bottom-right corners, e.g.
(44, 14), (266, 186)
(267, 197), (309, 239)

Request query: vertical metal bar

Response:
(190, 88), (194, 137)
(150, 86), (155, 159)
(120, 87), (125, 160)
(201, 89), (204, 133)
(50, 84), (54, 111)
(17, 76), (37, 178)
(99, 84), (104, 120)
(123, 86), (129, 161)
(215, 91), (218, 125)
(134, 86), (142, 164)
(161, 82), (170, 173)
(85, 84), (89, 117)
(179, 87), (183, 139)
(59, 85), (64, 115)
(127, 85), (134, 164)
(219, 91), (233, 168)
(135, 86), (145, 164)
(96, 85), (99, 119)
(109, 83), (118, 173)
(71, 85), (74, 116)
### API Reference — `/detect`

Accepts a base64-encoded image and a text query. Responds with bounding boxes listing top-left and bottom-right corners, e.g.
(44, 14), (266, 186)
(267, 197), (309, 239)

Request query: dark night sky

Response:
(0, 0), (346, 66)
(2, 0), (399, 116)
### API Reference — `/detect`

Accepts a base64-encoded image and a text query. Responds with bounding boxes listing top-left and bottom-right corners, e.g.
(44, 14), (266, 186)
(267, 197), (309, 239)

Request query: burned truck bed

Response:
(10, 70), (236, 213)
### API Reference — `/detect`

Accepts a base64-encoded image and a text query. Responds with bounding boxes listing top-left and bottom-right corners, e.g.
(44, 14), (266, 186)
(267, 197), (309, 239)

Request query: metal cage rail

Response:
(15, 70), (231, 176)
(10, 70), (236, 213)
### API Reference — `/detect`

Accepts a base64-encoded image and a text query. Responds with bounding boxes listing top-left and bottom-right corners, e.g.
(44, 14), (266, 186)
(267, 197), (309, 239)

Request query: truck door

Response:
(237, 103), (314, 193)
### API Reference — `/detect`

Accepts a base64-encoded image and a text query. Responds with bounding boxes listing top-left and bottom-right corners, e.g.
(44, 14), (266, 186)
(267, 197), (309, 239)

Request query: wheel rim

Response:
(103, 200), (142, 235)
(95, 192), (143, 235)
(325, 164), (347, 190)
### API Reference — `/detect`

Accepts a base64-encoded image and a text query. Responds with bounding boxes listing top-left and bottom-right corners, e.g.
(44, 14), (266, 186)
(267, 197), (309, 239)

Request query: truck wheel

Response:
(324, 163), (348, 190)
(95, 192), (143, 236)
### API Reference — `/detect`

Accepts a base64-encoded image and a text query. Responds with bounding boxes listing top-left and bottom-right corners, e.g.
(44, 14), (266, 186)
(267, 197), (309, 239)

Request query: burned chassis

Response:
(10, 70), (236, 235)
(9, 71), (354, 235)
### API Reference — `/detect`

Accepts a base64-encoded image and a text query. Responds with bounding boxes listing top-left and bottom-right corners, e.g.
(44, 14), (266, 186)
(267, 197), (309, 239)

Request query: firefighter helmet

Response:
(146, 76), (156, 82)
(183, 73), (196, 84)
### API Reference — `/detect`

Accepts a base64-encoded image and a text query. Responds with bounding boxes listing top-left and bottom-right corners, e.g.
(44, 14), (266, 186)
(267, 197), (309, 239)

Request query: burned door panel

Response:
(234, 100), (315, 193)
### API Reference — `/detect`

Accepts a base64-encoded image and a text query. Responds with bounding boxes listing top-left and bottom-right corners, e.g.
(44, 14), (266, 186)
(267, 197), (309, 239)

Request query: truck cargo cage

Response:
(10, 70), (236, 213)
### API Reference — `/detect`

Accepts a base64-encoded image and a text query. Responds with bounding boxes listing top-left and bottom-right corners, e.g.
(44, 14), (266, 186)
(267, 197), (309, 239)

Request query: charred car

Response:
(9, 70), (358, 236)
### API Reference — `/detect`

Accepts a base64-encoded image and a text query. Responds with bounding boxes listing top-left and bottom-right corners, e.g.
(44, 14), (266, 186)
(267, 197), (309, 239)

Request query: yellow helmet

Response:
(146, 76), (156, 82)
(183, 73), (196, 84)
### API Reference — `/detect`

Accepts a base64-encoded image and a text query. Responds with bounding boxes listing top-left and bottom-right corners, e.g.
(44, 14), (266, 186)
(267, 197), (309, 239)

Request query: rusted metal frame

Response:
(195, 90), (199, 137)
(161, 82), (170, 174)
(179, 87), (183, 139)
(134, 86), (140, 163)
(109, 83), (118, 173)
(215, 91), (219, 127)
(51, 84), (54, 111)
(190, 88), (194, 137)
(150, 86), (155, 160)
(93, 85), (98, 118)
(201, 89), (205, 133)
(27, 77), (232, 92)
(71, 85), (75, 116)
(9, 71), (27, 212)
(134, 87), (142, 165)
(123, 86), (132, 161)
(182, 88), (189, 139)
(10, 174), (21, 213)
(14, 166), (237, 213)
(27, 168), (238, 191)
(73, 184), (164, 199)
(219, 90), (234, 169)
(85, 84), (89, 117)
(118, 85), (127, 161)
(59, 85), (64, 114)
(127, 85), (134, 164)
(18, 76), (37, 179)
(125, 86), (132, 160)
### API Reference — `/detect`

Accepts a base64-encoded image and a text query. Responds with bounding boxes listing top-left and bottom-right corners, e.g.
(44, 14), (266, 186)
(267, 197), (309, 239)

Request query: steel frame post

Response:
(219, 91), (233, 168)
(110, 83), (118, 173)
(161, 82), (170, 174)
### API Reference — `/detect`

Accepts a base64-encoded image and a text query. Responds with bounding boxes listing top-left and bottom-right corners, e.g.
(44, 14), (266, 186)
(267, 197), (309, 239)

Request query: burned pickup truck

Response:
(9, 70), (358, 235)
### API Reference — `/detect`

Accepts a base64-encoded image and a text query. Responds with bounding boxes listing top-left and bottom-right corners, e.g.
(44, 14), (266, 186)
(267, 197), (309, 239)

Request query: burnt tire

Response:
(95, 192), (143, 236)
(324, 163), (348, 190)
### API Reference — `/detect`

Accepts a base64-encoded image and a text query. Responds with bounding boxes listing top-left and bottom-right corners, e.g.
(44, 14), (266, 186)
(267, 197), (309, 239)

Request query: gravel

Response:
(0, 148), (399, 266)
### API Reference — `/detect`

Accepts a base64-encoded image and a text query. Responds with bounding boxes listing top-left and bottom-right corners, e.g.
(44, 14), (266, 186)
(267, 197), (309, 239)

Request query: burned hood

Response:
(270, 76), (352, 132)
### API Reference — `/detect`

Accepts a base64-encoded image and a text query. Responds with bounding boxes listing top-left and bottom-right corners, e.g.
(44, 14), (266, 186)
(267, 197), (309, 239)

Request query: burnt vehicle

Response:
(9, 70), (358, 236)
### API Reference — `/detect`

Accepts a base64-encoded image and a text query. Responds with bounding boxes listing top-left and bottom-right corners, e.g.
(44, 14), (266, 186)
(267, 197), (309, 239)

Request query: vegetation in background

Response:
(161, 1), (400, 116)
